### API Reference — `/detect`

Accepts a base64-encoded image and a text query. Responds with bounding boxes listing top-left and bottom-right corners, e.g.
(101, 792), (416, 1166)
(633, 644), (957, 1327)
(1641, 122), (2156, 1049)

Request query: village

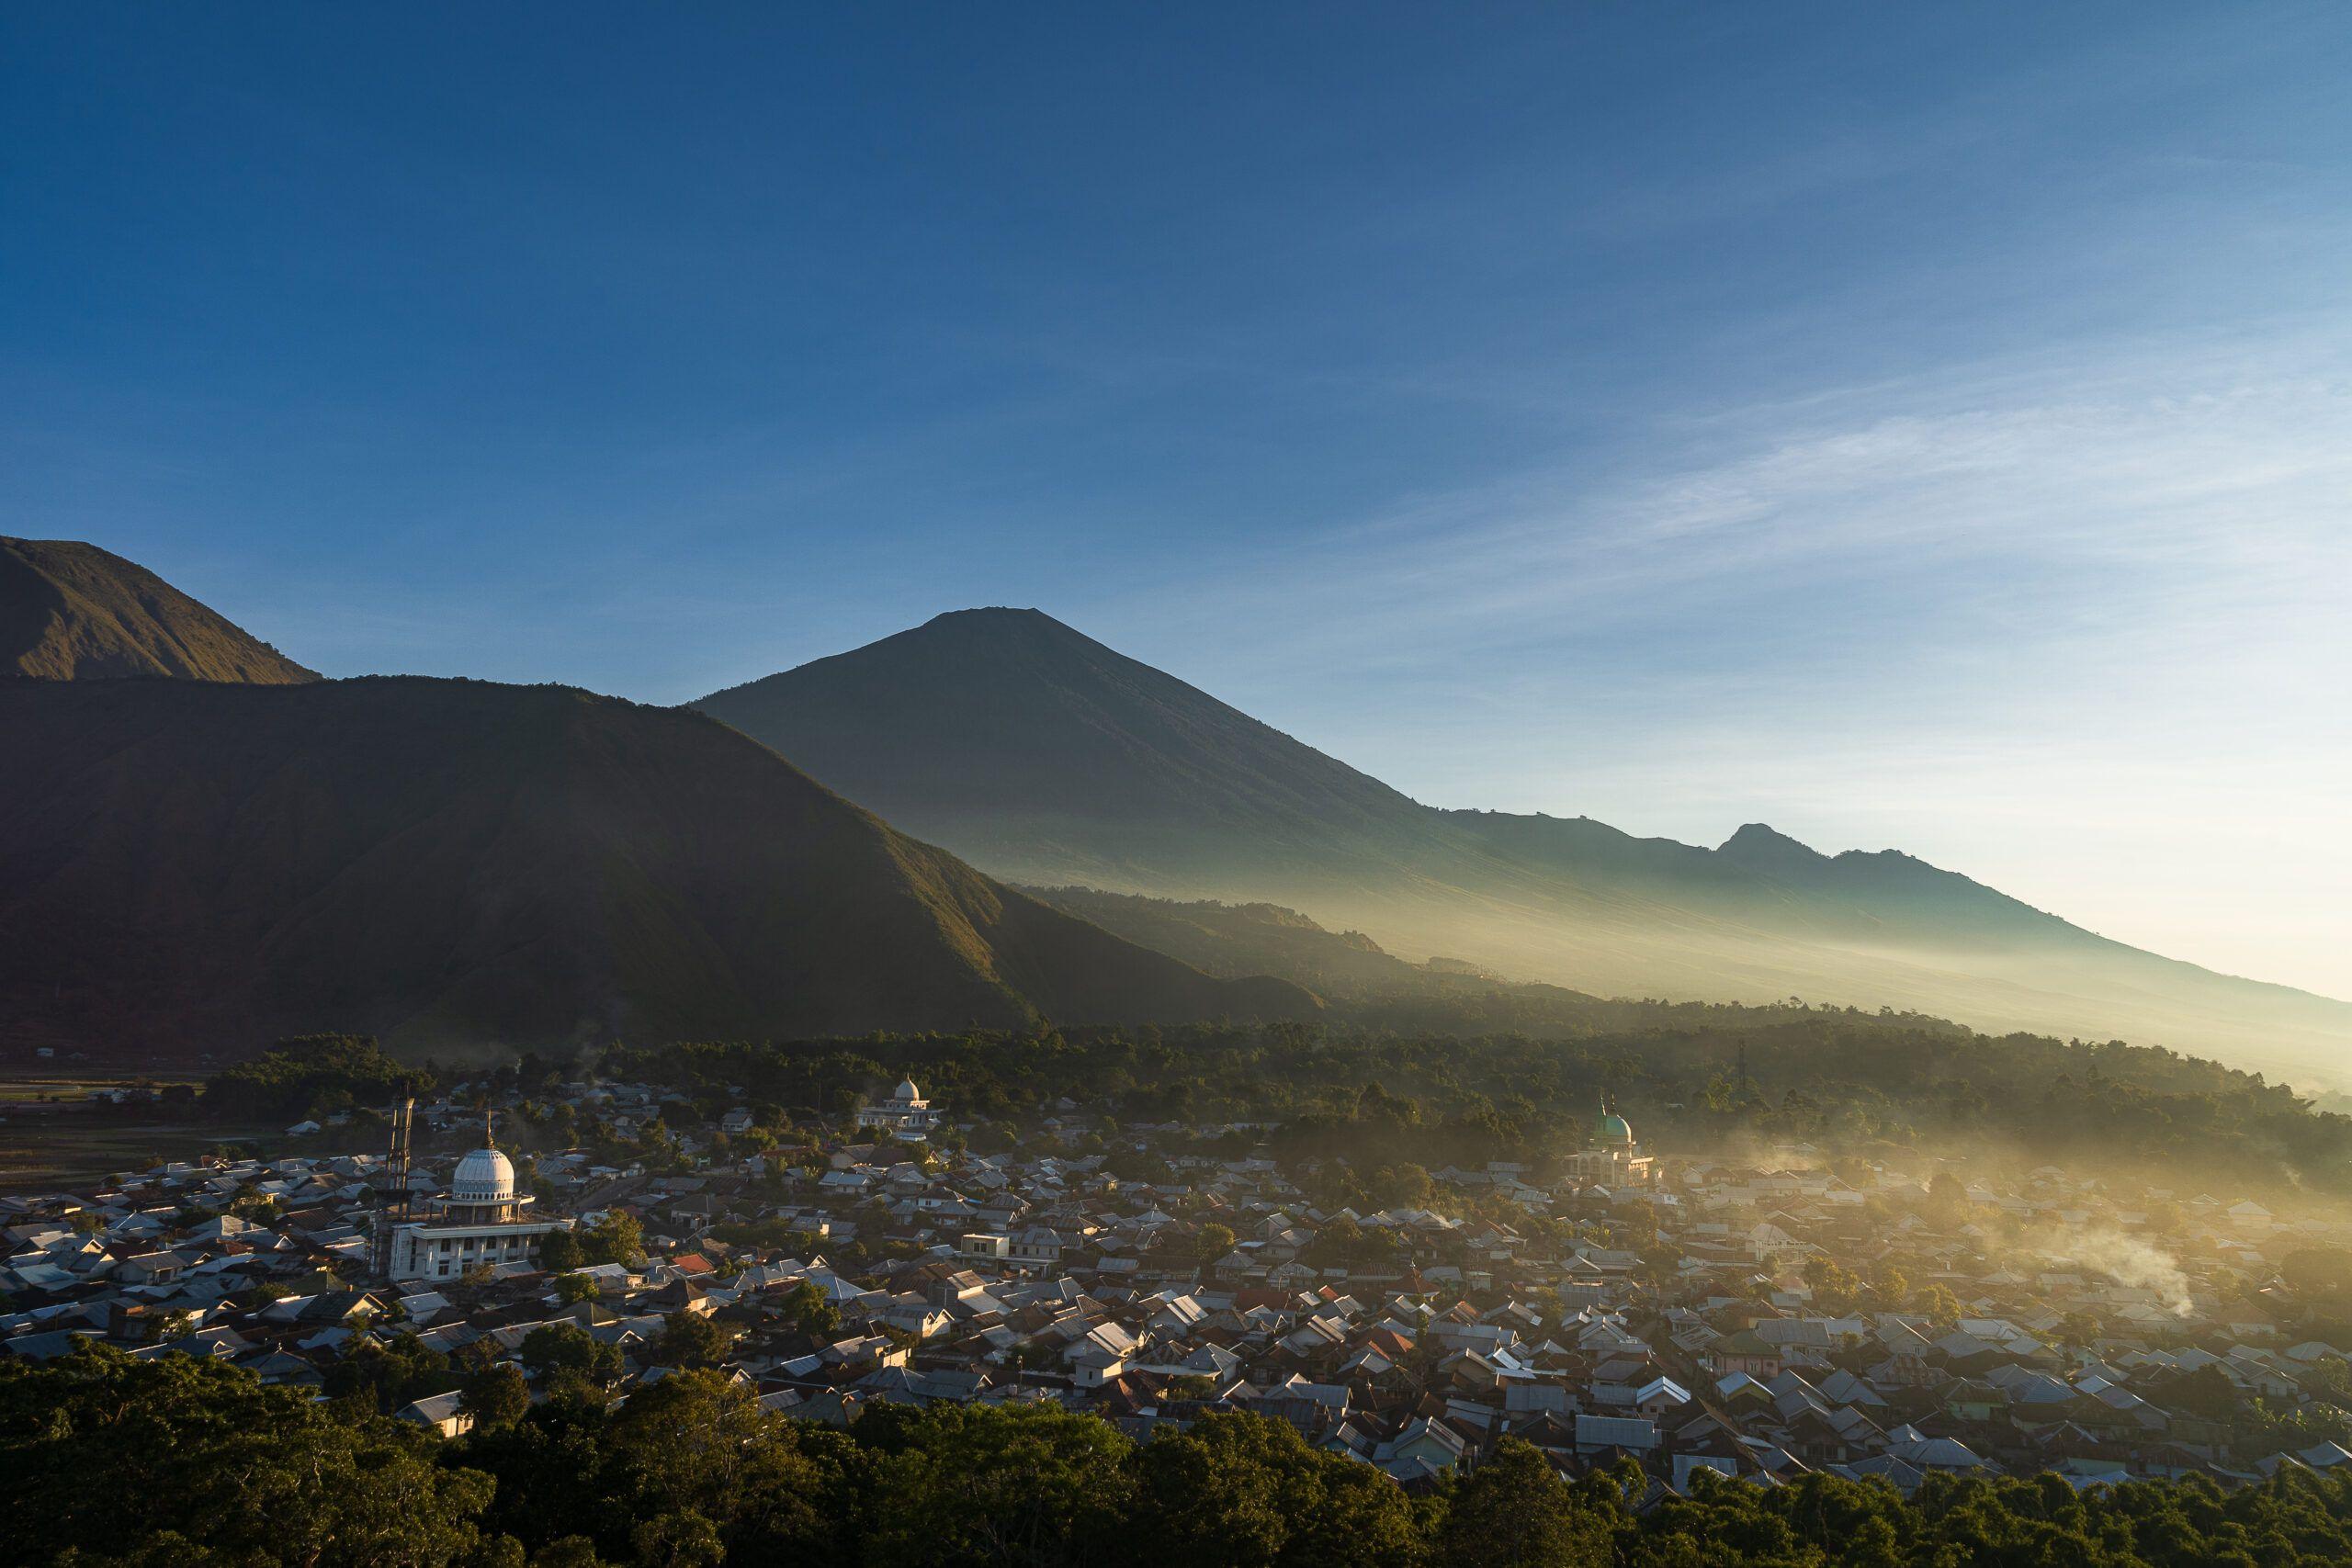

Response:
(7, 1069), (2352, 1505)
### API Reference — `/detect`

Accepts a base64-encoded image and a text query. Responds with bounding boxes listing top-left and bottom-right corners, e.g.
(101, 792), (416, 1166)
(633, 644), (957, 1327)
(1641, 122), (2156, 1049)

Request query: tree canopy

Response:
(15, 1347), (2352, 1568)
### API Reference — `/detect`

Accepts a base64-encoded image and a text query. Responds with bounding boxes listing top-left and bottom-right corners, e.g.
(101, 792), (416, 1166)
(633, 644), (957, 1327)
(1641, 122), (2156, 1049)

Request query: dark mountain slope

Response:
(0, 677), (1309, 1061)
(695, 610), (2352, 1080)
(1, 536), (319, 683)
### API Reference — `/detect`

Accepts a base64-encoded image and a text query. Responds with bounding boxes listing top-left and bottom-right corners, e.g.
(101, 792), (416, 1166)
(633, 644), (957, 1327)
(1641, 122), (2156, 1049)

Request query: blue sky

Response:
(6, 5), (2348, 996)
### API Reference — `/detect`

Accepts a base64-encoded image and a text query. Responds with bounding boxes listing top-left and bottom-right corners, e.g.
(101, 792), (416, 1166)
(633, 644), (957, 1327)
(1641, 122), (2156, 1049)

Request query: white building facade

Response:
(857, 1078), (940, 1142)
(390, 1136), (565, 1283)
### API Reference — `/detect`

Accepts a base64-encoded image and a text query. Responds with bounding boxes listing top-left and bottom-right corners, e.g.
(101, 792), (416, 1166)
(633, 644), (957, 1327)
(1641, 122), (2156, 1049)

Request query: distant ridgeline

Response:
(697, 607), (2352, 1085)
(9, 541), (2347, 1088)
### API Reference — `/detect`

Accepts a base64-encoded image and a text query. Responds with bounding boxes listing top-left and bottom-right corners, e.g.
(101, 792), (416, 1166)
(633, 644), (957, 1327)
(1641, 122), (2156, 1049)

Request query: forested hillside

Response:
(0, 677), (1309, 1061)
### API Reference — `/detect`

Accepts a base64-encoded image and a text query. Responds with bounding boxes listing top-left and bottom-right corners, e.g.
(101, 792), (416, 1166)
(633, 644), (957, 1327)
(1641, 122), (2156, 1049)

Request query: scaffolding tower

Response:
(370, 1088), (415, 1281)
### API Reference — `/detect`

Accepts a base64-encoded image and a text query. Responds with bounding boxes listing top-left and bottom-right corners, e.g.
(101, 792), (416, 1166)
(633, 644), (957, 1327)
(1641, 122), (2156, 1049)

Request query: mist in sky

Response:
(6, 5), (2347, 996)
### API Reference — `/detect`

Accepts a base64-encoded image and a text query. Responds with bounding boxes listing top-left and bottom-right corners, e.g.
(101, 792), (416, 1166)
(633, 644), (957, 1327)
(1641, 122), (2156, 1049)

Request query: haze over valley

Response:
(697, 605), (2352, 1084)
(14, 12), (2352, 1557)
(6, 536), (2342, 1085)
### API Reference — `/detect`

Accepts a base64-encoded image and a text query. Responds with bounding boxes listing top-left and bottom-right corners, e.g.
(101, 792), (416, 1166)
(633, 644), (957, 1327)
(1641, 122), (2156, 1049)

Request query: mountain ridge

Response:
(1, 536), (319, 684)
(695, 608), (2352, 1079)
(0, 673), (1313, 1062)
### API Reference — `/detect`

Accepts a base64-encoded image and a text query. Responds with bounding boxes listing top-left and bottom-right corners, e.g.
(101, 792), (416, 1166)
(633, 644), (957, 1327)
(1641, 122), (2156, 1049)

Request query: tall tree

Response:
(1436, 1438), (1615, 1568)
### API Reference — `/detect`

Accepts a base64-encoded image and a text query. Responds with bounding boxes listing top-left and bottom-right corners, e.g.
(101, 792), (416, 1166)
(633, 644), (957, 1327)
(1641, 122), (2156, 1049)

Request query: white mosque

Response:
(855, 1077), (940, 1142)
(389, 1113), (566, 1283)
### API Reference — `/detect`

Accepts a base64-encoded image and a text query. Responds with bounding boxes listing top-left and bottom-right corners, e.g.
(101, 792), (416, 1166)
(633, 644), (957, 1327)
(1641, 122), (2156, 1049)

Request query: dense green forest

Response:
(187, 1007), (2352, 1198)
(205, 1033), (431, 1121)
(604, 1009), (2352, 1194)
(11, 1345), (2352, 1568)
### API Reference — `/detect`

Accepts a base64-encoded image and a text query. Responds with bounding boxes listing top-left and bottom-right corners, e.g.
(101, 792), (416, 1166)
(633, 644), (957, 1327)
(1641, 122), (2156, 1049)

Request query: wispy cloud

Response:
(1111, 322), (2352, 994)
(1164, 321), (2352, 649)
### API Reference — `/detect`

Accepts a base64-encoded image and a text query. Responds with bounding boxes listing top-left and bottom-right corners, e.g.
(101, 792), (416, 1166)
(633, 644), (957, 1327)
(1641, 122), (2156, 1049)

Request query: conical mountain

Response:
(1, 536), (319, 683)
(696, 610), (2352, 1079)
(699, 607), (1430, 888)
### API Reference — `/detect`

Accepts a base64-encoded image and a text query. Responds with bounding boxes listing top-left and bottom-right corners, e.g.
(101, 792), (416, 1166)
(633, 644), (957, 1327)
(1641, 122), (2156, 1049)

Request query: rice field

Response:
(0, 1077), (274, 1191)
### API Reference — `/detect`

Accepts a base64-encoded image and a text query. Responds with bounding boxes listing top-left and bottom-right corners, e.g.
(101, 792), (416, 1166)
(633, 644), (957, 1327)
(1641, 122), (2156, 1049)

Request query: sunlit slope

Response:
(1, 536), (320, 684)
(0, 676), (1311, 1060)
(697, 608), (2352, 1079)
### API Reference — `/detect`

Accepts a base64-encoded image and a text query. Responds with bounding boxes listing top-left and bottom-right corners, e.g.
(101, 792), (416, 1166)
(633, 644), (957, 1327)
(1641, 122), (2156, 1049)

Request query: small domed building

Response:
(390, 1113), (568, 1282)
(855, 1077), (939, 1142)
(1568, 1093), (1657, 1186)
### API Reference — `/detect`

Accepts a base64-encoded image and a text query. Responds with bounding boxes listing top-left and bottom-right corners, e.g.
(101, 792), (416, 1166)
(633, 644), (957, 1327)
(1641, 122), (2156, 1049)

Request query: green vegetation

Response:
(460, 1363), (531, 1433)
(531, 1216), (644, 1276)
(654, 1310), (738, 1370)
(323, 1330), (466, 1415)
(202, 1034), (424, 1122)
(518, 1323), (627, 1391)
(553, 1272), (603, 1304)
(14, 1347), (2352, 1567)
(611, 1010), (2352, 1192)
(7, 1343), (492, 1567)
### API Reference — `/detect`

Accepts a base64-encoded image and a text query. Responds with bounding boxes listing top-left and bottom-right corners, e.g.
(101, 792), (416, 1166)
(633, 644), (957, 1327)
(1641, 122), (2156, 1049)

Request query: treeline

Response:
(13, 1345), (2352, 1568)
(202, 1032), (426, 1122)
(192, 1005), (2352, 1190)
(608, 1010), (2352, 1191)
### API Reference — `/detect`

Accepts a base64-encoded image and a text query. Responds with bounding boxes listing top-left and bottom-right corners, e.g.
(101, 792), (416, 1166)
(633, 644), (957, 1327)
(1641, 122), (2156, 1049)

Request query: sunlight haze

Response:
(7, 4), (2346, 997)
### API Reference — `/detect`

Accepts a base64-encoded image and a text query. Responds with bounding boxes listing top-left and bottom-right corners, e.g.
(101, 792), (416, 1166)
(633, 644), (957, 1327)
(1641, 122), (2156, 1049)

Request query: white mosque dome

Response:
(894, 1077), (922, 1101)
(450, 1145), (516, 1203)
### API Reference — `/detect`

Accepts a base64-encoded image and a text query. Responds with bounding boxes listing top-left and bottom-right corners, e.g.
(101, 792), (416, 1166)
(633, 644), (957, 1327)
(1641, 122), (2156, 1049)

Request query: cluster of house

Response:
(6, 1077), (2351, 1495)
